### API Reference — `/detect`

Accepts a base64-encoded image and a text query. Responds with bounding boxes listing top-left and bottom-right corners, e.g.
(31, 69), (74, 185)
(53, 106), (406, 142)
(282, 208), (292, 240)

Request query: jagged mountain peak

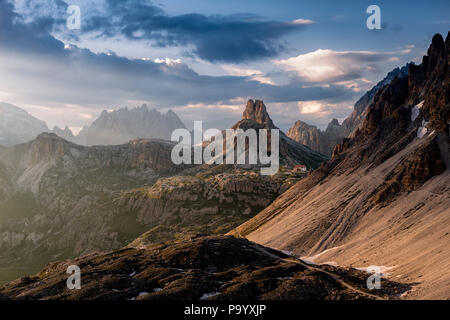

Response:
(75, 105), (186, 146)
(242, 99), (275, 129)
(361, 32), (449, 139)
(228, 99), (328, 169)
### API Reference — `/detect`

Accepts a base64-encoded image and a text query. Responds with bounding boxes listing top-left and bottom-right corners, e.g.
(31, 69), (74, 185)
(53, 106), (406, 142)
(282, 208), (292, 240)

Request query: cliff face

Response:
(287, 65), (410, 156)
(287, 119), (345, 156)
(114, 170), (299, 244)
(232, 33), (450, 299)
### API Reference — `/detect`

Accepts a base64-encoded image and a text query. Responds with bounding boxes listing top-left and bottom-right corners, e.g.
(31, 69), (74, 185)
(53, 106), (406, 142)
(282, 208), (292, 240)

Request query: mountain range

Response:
(0, 104), (186, 147)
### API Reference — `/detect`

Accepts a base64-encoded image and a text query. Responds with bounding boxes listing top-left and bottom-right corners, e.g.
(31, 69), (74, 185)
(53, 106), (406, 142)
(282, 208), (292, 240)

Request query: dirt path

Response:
(251, 243), (385, 300)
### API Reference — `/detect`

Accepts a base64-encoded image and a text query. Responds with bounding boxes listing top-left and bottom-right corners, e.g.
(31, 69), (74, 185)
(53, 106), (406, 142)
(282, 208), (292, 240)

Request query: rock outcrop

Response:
(242, 99), (275, 128)
(114, 169), (300, 243)
(287, 119), (345, 156)
(229, 100), (329, 169)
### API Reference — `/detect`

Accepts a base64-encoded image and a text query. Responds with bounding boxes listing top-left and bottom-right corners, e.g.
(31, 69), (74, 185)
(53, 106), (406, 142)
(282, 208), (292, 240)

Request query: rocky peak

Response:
(361, 32), (449, 138)
(326, 118), (340, 130)
(423, 33), (445, 76)
(242, 99), (275, 129)
(28, 133), (73, 162)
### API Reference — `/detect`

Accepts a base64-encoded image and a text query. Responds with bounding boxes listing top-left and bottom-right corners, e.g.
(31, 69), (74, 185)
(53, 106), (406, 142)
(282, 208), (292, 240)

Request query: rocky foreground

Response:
(0, 235), (409, 300)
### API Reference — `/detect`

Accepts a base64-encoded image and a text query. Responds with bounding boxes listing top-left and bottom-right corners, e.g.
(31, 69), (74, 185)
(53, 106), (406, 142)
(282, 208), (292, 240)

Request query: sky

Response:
(0, 0), (449, 133)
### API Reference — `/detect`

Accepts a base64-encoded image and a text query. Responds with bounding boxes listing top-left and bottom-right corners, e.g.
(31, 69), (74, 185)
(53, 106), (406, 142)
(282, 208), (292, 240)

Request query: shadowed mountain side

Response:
(230, 33), (450, 299)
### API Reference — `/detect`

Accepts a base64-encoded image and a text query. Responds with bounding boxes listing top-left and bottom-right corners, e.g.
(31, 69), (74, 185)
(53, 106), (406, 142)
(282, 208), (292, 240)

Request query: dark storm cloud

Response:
(75, 0), (311, 63)
(0, 0), (355, 110)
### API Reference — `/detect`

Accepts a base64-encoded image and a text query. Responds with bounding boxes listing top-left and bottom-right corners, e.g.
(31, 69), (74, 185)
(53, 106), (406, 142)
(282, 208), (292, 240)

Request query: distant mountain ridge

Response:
(287, 65), (410, 156)
(0, 103), (186, 147)
(0, 103), (48, 147)
(74, 105), (186, 146)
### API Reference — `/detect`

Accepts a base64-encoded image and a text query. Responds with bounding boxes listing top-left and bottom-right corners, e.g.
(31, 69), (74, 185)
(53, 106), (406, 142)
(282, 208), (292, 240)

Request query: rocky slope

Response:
(0, 103), (48, 147)
(287, 66), (409, 156)
(231, 33), (450, 299)
(75, 105), (186, 146)
(0, 235), (409, 300)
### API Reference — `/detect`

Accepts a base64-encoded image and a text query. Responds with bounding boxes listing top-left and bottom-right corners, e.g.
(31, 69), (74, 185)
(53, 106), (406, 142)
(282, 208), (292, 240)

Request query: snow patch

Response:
(200, 292), (221, 300)
(129, 271), (136, 277)
(411, 106), (420, 122)
(301, 259), (317, 265)
(301, 245), (344, 265)
(417, 126), (428, 138)
(355, 265), (397, 278)
(153, 288), (162, 293)
(417, 120), (429, 139)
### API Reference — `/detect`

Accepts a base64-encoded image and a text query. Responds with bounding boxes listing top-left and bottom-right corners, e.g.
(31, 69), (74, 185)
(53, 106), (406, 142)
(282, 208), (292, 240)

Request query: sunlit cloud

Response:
(275, 49), (397, 83)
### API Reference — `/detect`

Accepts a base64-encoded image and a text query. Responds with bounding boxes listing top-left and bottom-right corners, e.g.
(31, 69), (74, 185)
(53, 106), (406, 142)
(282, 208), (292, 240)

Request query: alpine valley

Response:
(0, 32), (449, 301)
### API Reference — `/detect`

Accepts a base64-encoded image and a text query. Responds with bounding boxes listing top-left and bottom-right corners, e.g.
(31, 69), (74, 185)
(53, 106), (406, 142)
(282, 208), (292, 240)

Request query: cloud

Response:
(16, 0), (314, 63)
(0, 1), (354, 102)
(275, 49), (399, 83)
(0, 0), (360, 131)
(289, 18), (315, 25)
